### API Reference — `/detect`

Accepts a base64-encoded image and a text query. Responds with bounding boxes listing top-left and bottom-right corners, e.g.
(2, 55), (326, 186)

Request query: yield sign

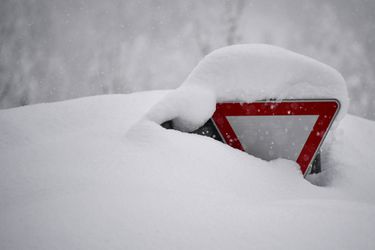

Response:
(211, 99), (340, 176)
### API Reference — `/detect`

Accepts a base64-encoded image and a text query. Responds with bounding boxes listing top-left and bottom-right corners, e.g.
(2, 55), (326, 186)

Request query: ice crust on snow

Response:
(147, 44), (348, 131)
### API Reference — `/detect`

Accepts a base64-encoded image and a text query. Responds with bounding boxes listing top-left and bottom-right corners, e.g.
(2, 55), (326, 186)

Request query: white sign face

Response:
(226, 115), (318, 161)
(211, 100), (340, 176)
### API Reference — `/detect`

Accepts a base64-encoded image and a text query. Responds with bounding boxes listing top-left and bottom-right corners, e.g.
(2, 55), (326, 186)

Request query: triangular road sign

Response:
(211, 99), (340, 176)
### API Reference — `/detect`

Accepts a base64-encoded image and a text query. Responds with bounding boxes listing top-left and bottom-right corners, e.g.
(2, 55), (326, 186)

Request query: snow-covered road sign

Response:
(210, 99), (340, 176)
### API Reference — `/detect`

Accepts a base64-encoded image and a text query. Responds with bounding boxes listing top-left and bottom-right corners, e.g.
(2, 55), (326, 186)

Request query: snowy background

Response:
(2, 1), (375, 249)
(1, 0), (375, 119)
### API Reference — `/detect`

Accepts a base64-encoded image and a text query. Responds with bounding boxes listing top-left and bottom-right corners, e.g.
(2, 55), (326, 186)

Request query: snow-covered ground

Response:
(1, 45), (374, 249)
(1, 91), (375, 250)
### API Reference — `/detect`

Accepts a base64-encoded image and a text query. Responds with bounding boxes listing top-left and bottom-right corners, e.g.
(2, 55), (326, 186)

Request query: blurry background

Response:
(1, 0), (375, 119)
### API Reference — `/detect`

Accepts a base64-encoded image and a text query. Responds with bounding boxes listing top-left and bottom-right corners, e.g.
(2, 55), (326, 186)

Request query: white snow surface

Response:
(1, 92), (374, 250)
(148, 44), (348, 131)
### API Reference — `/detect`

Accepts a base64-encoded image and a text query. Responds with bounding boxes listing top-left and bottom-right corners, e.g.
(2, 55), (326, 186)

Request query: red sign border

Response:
(211, 99), (340, 176)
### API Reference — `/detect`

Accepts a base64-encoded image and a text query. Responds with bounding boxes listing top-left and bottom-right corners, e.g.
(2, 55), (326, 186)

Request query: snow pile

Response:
(319, 115), (375, 202)
(0, 44), (368, 250)
(147, 44), (348, 131)
(1, 92), (375, 249)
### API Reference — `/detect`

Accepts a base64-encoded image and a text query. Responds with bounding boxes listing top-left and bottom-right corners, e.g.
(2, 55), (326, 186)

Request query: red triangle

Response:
(211, 100), (340, 176)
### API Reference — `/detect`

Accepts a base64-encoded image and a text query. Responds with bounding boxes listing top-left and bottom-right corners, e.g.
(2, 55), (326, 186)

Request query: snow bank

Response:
(316, 115), (375, 202)
(147, 44), (348, 131)
(0, 93), (374, 250)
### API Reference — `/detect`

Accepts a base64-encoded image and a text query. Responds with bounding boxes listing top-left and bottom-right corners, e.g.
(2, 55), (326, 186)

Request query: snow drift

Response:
(147, 44), (348, 131)
(0, 92), (375, 250)
(1, 44), (371, 250)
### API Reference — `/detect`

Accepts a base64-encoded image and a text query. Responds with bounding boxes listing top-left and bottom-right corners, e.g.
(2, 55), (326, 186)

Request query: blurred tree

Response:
(286, 2), (375, 119)
(192, 0), (248, 56)
(1, 0), (375, 120)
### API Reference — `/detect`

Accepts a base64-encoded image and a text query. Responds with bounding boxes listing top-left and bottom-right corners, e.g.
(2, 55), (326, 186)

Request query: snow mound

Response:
(318, 115), (375, 202)
(147, 44), (348, 131)
(1, 93), (374, 249)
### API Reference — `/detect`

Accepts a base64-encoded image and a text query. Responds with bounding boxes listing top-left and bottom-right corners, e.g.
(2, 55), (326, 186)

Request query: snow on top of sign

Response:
(147, 44), (348, 131)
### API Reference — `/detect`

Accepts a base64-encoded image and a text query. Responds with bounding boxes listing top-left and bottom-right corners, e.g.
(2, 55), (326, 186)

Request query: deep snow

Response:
(147, 44), (348, 131)
(1, 92), (375, 250)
